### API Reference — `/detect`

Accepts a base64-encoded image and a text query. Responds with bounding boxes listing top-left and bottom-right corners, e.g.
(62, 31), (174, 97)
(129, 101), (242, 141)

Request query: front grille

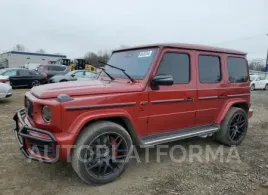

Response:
(25, 97), (33, 118)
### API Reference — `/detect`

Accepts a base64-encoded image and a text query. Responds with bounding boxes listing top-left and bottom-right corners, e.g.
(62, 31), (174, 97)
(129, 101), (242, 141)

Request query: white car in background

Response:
(0, 82), (12, 99)
(250, 74), (268, 90)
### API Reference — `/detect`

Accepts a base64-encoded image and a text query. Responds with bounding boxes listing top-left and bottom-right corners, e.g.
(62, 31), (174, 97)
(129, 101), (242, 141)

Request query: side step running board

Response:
(141, 124), (220, 146)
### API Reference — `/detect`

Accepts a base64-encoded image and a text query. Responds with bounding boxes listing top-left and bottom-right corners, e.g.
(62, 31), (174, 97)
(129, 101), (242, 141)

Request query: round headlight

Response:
(42, 106), (51, 122)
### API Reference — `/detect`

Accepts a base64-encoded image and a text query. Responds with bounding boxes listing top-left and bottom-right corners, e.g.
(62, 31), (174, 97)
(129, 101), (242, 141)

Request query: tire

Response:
(71, 121), (133, 185)
(265, 84), (268, 90)
(215, 107), (248, 146)
(250, 84), (255, 91)
(31, 80), (40, 87)
(60, 80), (67, 82)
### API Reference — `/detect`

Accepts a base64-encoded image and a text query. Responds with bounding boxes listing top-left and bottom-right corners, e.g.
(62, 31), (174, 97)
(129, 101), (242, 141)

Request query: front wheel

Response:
(71, 121), (133, 185)
(31, 80), (40, 87)
(265, 84), (268, 90)
(215, 107), (248, 146)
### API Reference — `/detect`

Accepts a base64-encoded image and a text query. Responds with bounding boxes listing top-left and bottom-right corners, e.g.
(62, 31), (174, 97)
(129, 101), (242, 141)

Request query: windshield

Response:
(0, 69), (6, 75)
(250, 75), (257, 81)
(100, 48), (157, 80)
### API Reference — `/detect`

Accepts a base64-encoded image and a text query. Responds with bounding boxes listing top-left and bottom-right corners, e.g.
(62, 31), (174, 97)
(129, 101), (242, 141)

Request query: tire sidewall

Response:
(32, 80), (40, 87)
(218, 108), (248, 146)
(72, 122), (133, 185)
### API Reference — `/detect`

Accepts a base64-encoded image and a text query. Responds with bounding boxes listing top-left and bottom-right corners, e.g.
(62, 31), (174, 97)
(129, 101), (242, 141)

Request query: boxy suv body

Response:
(13, 43), (253, 185)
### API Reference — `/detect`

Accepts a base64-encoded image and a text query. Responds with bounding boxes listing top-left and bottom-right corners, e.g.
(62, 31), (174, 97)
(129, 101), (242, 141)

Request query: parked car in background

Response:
(250, 74), (268, 90)
(0, 82), (12, 99)
(48, 70), (97, 83)
(0, 65), (5, 69)
(0, 70), (10, 85)
(36, 64), (70, 79)
(0, 68), (47, 88)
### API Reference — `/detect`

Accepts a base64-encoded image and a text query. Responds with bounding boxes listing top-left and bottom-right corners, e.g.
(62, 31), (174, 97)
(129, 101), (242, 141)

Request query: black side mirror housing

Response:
(71, 74), (75, 77)
(151, 75), (174, 90)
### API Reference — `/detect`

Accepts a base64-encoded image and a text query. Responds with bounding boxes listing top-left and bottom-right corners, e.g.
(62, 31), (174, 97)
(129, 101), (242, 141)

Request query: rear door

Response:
(148, 48), (197, 134)
(17, 69), (32, 86)
(196, 52), (224, 125)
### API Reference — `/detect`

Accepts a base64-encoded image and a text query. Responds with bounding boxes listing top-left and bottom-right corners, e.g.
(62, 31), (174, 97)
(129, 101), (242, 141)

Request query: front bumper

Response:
(13, 109), (59, 163)
(5, 92), (12, 98)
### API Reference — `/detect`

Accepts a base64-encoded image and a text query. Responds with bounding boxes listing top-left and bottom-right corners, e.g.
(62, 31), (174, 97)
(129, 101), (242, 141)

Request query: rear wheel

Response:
(265, 84), (268, 90)
(71, 121), (133, 185)
(215, 107), (248, 146)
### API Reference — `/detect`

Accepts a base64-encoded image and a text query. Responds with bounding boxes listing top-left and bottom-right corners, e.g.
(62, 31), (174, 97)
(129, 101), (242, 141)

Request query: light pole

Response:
(266, 34), (268, 72)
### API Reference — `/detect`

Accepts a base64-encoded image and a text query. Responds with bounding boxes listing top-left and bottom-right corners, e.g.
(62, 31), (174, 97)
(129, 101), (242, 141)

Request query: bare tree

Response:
(13, 44), (25, 52)
(36, 49), (46, 54)
(84, 50), (111, 67)
(249, 59), (266, 71)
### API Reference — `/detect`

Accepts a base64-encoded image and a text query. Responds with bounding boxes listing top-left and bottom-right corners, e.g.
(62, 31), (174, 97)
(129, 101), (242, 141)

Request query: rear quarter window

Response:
(227, 57), (248, 83)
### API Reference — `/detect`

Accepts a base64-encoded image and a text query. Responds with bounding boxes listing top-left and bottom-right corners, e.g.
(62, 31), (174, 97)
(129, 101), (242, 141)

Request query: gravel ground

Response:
(0, 89), (268, 195)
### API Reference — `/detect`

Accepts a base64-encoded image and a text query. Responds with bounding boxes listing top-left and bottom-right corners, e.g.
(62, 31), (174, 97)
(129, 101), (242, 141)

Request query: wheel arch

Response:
(216, 99), (249, 124)
(68, 111), (142, 146)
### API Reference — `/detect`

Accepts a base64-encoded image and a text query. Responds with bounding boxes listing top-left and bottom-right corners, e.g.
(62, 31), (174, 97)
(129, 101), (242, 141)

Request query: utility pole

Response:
(266, 34), (268, 72)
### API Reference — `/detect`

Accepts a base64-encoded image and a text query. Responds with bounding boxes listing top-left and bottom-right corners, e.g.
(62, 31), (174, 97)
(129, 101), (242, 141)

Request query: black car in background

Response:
(36, 64), (70, 79)
(49, 70), (97, 83)
(0, 65), (5, 69)
(0, 68), (47, 88)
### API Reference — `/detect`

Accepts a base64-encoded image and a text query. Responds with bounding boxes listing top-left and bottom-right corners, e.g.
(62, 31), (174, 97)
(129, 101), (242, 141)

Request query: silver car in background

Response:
(0, 82), (12, 99)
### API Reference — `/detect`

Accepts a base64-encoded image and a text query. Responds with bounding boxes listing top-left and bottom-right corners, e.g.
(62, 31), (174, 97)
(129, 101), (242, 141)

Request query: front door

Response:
(148, 49), (197, 135)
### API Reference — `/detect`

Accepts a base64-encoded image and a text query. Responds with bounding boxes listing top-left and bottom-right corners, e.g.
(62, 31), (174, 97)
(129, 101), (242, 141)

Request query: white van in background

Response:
(23, 63), (41, 70)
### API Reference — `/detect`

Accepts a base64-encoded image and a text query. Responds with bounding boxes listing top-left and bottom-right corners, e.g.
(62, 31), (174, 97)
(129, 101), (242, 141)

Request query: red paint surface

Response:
(19, 44), (252, 161)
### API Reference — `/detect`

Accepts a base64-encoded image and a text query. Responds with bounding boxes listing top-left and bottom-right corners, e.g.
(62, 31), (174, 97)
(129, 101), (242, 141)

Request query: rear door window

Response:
(18, 69), (31, 76)
(227, 57), (248, 83)
(198, 55), (221, 83)
(51, 66), (66, 71)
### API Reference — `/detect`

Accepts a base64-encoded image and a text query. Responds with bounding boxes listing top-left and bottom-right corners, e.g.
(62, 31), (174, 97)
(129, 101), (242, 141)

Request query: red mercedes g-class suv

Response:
(13, 43), (253, 185)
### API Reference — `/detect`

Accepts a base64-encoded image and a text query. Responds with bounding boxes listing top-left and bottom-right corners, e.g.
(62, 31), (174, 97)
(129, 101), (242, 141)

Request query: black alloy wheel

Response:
(228, 113), (247, 143)
(84, 133), (129, 178)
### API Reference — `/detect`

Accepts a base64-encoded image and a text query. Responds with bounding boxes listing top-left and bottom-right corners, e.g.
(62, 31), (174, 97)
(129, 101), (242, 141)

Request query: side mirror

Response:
(151, 75), (173, 90)
(71, 74), (75, 77)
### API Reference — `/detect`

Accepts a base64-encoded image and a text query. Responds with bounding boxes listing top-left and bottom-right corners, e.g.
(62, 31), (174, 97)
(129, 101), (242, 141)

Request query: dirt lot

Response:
(1, 89), (268, 195)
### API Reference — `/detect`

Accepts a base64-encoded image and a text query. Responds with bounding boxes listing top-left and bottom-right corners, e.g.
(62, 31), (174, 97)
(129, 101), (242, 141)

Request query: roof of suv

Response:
(114, 43), (247, 55)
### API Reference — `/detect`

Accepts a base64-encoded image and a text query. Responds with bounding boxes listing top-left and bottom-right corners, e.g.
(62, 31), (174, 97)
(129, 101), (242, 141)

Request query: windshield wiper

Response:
(99, 61), (135, 82)
(97, 67), (115, 81)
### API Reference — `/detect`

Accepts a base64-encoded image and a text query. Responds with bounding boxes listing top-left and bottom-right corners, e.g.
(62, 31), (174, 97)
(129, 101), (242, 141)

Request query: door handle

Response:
(184, 97), (194, 102)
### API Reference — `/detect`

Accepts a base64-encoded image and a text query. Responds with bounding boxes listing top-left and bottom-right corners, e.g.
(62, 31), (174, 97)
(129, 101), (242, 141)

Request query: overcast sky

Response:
(0, 0), (267, 60)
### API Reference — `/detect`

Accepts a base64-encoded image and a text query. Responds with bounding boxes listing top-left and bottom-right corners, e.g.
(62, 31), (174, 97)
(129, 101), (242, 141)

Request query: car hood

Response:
(31, 80), (143, 99)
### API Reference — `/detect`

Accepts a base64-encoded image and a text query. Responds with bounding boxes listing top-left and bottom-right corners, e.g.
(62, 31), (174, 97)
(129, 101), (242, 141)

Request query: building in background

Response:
(0, 51), (66, 68)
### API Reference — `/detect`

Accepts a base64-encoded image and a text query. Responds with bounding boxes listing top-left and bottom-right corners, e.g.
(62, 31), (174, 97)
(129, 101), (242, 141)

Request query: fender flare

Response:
(215, 98), (249, 124)
(67, 108), (141, 144)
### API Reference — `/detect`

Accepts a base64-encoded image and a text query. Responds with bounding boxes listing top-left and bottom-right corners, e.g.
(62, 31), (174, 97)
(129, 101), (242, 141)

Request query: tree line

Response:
(12, 44), (130, 68)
